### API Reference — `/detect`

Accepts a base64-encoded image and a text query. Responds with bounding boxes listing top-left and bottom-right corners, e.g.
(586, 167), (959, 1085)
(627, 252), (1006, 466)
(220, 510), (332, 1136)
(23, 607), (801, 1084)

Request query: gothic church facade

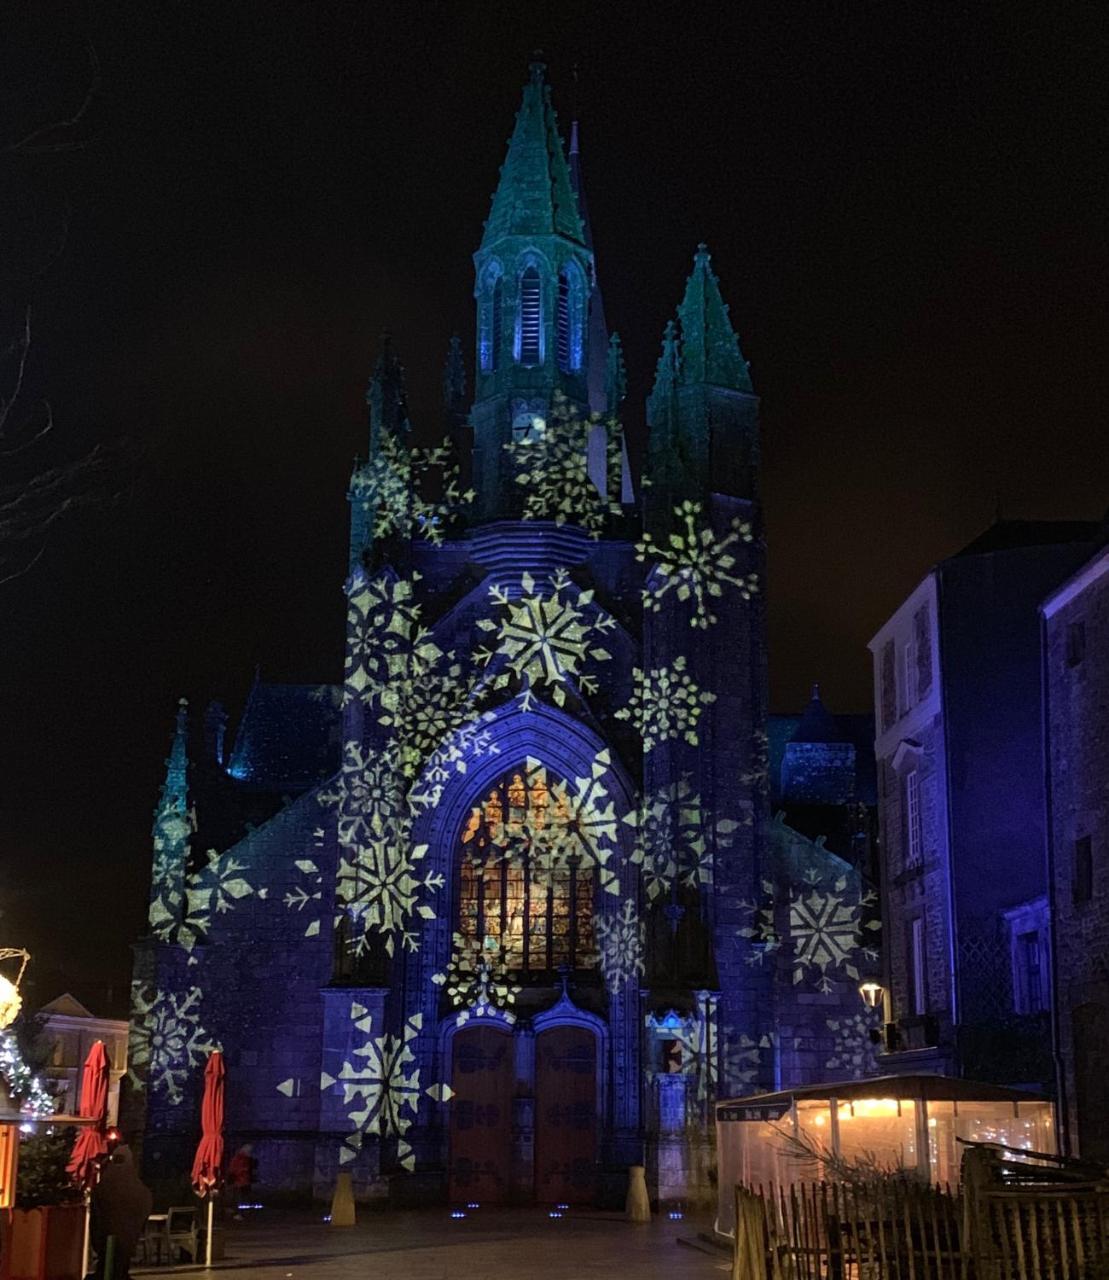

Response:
(128, 65), (878, 1208)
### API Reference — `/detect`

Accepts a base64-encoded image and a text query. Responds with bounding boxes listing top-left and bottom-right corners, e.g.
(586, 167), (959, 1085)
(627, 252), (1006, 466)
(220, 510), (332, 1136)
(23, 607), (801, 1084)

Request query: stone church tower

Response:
(127, 63), (878, 1209)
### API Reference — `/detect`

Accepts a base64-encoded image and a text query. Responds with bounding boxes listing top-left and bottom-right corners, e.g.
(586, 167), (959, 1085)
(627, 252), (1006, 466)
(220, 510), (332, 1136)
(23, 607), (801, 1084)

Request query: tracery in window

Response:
(459, 767), (596, 973)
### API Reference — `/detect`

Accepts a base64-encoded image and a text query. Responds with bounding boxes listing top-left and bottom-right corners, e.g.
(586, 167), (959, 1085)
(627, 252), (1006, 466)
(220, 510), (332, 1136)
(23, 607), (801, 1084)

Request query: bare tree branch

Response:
(5, 44), (101, 155)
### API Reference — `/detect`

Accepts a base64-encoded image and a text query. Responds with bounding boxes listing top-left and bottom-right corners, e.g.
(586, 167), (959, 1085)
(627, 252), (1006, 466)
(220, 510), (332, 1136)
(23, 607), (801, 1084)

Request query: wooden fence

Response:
(732, 1174), (1109, 1279)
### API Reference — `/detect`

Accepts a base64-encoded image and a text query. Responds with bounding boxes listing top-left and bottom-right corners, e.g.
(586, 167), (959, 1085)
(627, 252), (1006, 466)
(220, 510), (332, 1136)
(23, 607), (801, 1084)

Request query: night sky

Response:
(1, 1), (1105, 1012)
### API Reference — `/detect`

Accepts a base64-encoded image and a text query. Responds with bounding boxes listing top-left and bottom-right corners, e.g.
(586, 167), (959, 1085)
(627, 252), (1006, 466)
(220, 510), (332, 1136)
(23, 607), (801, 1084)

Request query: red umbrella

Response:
(191, 1050), (225, 1194)
(67, 1040), (110, 1187)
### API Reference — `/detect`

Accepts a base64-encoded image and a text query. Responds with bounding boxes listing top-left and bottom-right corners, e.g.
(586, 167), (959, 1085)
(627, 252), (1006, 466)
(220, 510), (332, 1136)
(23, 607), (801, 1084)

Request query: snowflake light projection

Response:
(128, 984), (215, 1106)
(502, 390), (623, 538)
(824, 1011), (881, 1079)
(475, 569), (615, 712)
(0, 1032), (55, 1116)
(320, 1005), (451, 1170)
(283, 826), (327, 939)
(474, 753), (622, 898)
(637, 499), (758, 629)
(432, 933), (520, 1026)
(343, 570), (437, 705)
(622, 776), (738, 901)
(615, 656), (716, 752)
(178, 850), (265, 953)
(350, 433), (474, 547)
(594, 900), (645, 993)
(739, 866), (881, 993)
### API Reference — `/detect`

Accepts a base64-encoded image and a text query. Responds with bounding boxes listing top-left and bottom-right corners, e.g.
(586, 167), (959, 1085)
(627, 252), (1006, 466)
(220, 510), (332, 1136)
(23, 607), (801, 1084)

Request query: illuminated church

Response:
(128, 63), (878, 1208)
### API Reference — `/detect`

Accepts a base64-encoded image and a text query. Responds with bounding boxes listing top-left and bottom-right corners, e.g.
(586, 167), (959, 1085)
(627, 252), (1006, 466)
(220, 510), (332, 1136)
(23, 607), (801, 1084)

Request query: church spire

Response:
(676, 244), (752, 392)
(481, 60), (584, 250)
(148, 698), (193, 938)
(568, 116), (609, 414)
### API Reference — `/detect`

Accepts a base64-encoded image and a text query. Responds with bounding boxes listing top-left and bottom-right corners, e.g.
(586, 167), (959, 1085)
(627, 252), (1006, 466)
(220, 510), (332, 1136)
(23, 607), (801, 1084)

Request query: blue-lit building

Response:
(127, 64), (880, 1209)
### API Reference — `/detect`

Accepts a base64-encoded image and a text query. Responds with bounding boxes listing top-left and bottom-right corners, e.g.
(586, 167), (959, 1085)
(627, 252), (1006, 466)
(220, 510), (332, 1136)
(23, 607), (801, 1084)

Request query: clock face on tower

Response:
(511, 403), (547, 444)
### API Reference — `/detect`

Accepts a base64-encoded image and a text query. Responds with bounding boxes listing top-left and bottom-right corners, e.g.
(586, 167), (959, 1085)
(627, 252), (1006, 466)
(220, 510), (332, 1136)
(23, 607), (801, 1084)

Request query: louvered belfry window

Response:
(518, 267), (542, 366)
(557, 272), (571, 371)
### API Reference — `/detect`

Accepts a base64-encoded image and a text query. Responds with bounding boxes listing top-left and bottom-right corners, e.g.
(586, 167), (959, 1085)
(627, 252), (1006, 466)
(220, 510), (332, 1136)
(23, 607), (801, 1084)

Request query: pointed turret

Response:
(676, 244), (752, 392)
(604, 332), (627, 416)
(569, 119), (610, 414)
(481, 60), (585, 250)
(366, 334), (410, 456)
(148, 698), (194, 938)
(645, 247), (760, 513)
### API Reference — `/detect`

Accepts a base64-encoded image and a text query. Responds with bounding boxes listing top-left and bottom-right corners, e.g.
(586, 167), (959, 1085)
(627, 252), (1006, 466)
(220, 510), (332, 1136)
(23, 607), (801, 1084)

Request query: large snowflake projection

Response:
(637, 500), (758, 629)
(350, 432), (474, 547)
(615, 656), (716, 752)
(502, 391), (623, 538)
(824, 1011), (881, 1079)
(739, 867), (881, 993)
(321, 1005), (451, 1170)
(128, 984), (215, 1106)
(319, 742), (445, 957)
(432, 933), (520, 1026)
(474, 753), (622, 898)
(177, 849), (265, 953)
(594, 900), (645, 993)
(622, 776), (739, 901)
(475, 570), (615, 712)
(343, 570), (437, 705)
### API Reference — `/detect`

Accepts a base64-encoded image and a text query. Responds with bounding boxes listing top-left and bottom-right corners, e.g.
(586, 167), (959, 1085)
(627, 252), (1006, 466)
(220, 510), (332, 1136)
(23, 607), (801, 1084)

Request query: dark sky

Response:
(1, 1), (1106, 1010)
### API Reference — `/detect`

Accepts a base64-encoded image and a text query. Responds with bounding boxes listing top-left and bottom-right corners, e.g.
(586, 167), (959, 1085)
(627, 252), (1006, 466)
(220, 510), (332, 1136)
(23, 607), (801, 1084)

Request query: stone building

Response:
(868, 520), (1101, 1090)
(126, 64), (880, 1208)
(35, 994), (129, 1125)
(1042, 540), (1109, 1160)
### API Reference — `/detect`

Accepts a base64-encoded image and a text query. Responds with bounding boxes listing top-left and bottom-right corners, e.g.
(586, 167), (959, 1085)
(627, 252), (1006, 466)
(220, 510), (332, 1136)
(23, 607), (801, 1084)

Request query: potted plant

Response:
(1, 1129), (84, 1280)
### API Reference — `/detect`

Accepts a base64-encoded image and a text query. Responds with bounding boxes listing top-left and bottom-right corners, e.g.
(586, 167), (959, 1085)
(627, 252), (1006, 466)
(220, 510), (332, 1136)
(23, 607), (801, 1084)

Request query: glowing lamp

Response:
(0, 975), (22, 1031)
(858, 980), (884, 1010)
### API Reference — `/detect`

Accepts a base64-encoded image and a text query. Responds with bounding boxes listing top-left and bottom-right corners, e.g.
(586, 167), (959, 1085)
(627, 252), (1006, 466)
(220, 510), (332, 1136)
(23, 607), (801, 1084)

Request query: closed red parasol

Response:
(67, 1040), (110, 1187)
(191, 1050), (225, 1194)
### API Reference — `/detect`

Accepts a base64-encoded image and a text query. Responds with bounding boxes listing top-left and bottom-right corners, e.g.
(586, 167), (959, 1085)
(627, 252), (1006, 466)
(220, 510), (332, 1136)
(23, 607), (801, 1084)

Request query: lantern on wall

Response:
(0, 950), (30, 1031)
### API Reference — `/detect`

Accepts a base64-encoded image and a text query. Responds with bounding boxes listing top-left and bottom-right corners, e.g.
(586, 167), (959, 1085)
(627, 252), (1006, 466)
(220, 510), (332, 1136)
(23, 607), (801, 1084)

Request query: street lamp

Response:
(858, 980), (884, 1010)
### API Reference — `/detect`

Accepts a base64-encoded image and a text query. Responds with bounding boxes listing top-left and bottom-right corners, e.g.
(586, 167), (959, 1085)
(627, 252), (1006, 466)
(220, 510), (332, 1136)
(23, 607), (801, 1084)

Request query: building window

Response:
(903, 639), (917, 711)
(909, 916), (927, 1016)
(1015, 930), (1045, 1014)
(459, 768), (596, 973)
(880, 640), (897, 731)
(1074, 835), (1093, 905)
(904, 768), (922, 867)
(517, 267), (542, 366)
(479, 270), (503, 374)
(1066, 620), (1086, 668)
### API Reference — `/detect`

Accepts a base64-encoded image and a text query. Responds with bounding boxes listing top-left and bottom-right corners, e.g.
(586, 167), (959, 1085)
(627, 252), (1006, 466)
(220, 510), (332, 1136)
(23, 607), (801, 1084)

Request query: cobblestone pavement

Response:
(134, 1208), (731, 1279)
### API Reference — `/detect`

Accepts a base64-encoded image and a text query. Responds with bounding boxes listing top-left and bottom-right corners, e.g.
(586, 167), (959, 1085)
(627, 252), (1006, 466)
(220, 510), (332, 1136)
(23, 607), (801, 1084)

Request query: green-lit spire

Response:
(481, 60), (585, 249)
(604, 332), (627, 415)
(647, 318), (681, 417)
(676, 244), (752, 392)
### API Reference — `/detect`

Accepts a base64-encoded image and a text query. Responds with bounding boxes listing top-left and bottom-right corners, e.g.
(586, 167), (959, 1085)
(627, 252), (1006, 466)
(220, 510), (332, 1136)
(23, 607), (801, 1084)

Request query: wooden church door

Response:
(533, 1025), (597, 1203)
(448, 1024), (514, 1204)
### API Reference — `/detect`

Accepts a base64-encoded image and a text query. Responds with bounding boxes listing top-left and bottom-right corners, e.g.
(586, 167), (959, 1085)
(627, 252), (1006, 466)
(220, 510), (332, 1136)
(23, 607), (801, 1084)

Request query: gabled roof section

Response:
(676, 244), (753, 392)
(39, 993), (96, 1019)
(481, 62), (585, 250)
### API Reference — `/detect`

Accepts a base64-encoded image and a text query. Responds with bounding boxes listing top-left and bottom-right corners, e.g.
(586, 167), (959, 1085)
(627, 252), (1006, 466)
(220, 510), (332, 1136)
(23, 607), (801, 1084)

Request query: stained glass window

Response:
(459, 768), (596, 973)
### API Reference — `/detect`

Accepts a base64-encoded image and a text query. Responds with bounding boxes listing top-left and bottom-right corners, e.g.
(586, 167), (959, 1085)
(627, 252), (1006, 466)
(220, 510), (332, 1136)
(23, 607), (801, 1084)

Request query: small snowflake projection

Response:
(128, 984), (215, 1106)
(622, 777), (738, 901)
(616, 655), (716, 752)
(283, 828), (326, 938)
(320, 1005), (451, 1170)
(637, 499), (758, 629)
(824, 1011), (881, 1079)
(432, 933), (520, 1026)
(475, 569), (615, 711)
(474, 753), (621, 897)
(350, 432), (474, 546)
(343, 569), (438, 705)
(594, 900), (645, 993)
(177, 849), (265, 953)
(503, 390), (623, 538)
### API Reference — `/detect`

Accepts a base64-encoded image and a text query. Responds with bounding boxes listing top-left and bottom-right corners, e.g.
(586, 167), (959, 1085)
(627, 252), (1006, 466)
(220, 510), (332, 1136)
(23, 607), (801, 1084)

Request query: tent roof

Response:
(717, 1074), (1050, 1116)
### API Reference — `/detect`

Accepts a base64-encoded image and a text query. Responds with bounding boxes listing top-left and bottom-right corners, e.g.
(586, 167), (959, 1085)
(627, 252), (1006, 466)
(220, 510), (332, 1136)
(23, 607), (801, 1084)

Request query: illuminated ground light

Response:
(548, 1210), (563, 1219)
(450, 1210), (466, 1219)
(555, 1203), (569, 1210)
(668, 1211), (684, 1220)
(466, 1202), (480, 1209)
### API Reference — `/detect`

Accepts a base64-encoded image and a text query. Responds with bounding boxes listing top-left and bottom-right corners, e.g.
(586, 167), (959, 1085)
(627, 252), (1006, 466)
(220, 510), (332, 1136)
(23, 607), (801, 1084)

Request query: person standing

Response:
(226, 1144), (255, 1220)
(89, 1145), (153, 1280)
